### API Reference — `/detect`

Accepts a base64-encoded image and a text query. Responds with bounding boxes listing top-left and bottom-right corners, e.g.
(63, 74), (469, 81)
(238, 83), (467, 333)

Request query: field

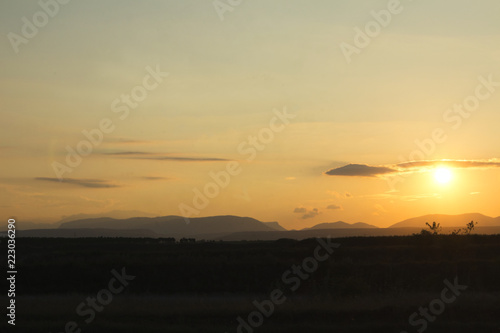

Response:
(2, 234), (500, 332)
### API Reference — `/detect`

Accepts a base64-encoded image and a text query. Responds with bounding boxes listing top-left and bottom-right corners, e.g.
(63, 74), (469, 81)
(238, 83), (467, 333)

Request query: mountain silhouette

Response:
(306, 221), (378, 229)
(59, 215), (276, 237)
(58, 210), (156, 224)
(263, 221), (287, 231)
(388, 213), (500, 228)
(6, 212), (500, 239)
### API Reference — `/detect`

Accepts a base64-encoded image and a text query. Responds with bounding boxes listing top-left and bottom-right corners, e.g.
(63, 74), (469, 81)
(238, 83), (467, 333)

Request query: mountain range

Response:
(388, 213), (500, 228)
(3, 212), (500, 240)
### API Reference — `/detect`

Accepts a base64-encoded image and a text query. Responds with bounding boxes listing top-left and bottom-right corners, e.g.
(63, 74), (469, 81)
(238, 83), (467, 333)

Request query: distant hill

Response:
(306, 221), (378, 230)
(388, 213), (500, 228)
(59, 215), (276, 238)
(0, 210), (158, 231)
(12, 228), (159, 238)
(0, 221), (58, 231)
(57, 210), (156, 224)
(264, 222), (287, 231)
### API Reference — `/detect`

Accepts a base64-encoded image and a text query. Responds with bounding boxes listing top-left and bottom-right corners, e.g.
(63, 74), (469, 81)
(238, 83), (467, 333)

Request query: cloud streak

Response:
(35, 177), (120, 188)
(141, 176), (170, 181)
(102, 151), (230, 162)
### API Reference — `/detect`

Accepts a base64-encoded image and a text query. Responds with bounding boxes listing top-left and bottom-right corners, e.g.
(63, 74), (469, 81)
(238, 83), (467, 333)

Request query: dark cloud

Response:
(294, 207), (320, 219)
(35, 177), (120, 188)
(325, 164), (396, 177)
(327, 204), (342, 210)
(302, 208), (320, 219)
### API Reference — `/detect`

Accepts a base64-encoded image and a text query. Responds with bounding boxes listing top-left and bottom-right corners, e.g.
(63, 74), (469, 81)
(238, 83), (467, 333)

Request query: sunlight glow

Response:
(434, 167), (453, 184)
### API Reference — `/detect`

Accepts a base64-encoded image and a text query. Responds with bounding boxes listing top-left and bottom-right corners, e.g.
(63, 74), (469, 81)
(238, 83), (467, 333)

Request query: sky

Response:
(1, 0), (499, 228)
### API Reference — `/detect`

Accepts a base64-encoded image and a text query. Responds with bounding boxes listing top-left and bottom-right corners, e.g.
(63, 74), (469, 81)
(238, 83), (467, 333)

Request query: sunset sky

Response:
(1, 0), (499, 228)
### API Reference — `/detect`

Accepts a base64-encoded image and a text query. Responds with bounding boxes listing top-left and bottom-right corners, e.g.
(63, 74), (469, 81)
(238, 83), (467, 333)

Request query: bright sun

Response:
(434, 167), (453, 184)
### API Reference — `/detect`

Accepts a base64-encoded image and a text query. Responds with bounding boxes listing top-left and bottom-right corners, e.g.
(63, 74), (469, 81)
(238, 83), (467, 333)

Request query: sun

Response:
(434, 167), (453, 184)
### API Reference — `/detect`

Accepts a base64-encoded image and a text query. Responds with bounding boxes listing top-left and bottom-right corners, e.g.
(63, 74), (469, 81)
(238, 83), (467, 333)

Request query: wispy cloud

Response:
(103, 138), (160, 145)
(136, 156), (230, 162)
(35, 177), (120, 188)
(102, 151), (151, 155)
(141, 176), (169, 181)
(396, 159), (500, 171)
(102, 151), (230, 162)
(326, 204), (343, 210)
(328, 191), (353, 199)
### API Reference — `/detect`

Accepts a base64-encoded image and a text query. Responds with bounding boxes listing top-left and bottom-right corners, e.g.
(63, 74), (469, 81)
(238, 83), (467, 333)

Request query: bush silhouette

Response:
(452, 220), (478, 235)
(424, 221), (441, 235)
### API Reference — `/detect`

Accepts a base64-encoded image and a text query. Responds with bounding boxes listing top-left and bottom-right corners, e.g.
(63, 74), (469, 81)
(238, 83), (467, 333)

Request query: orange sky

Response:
(1, 0), (499, 229)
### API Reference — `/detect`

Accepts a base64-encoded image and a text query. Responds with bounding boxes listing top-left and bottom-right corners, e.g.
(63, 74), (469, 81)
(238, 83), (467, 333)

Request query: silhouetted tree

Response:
(180, 237), (196, 243)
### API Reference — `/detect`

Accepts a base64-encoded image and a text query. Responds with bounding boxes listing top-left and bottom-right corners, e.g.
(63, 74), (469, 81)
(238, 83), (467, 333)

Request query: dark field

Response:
(2, 234), (500, 332)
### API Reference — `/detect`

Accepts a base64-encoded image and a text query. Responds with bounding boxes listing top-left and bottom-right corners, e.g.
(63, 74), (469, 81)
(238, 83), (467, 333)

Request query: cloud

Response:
(137, 156), (230, 162)
(141, 176), (169, 181)
(103, 151), (151, 155)
(327, 191), (353, 199)
(396, 159), (500, 171)
(294, 207), (320, 219)
(327, 204), (343, 210)
(102, 151), (230, 162)
(325, 159), (500, 178)
(302, 208), (320, 219)
(103, 138), (160, 145)
(325, 164), (396, 177)
(35, 177), (120, 188)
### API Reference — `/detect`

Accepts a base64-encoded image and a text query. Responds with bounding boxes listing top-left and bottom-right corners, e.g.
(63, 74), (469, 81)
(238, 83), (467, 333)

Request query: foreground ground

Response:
(2, 235), (500, 332)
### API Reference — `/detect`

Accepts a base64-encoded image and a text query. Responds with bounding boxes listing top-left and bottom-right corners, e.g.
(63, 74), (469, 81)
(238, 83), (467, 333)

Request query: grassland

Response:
(2, 234), (500, 332)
